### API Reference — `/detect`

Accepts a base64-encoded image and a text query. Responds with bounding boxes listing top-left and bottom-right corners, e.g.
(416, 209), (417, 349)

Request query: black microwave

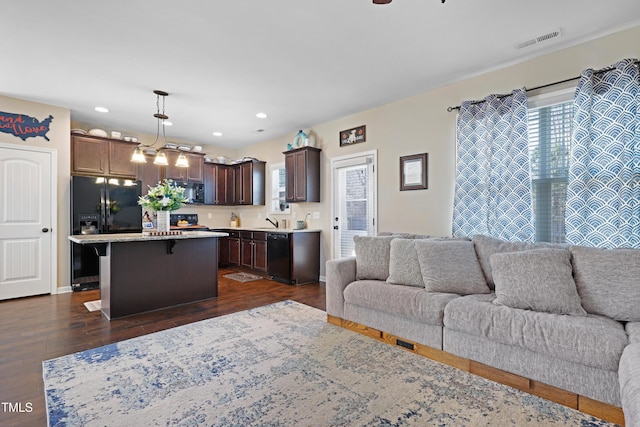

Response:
(179, 182), (204, 204)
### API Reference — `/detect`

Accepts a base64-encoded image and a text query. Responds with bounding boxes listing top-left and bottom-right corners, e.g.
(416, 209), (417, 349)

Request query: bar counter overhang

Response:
(68, 231), (228, 319)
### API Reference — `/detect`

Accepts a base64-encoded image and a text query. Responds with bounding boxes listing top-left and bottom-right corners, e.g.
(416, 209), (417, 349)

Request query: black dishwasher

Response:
(267, 233), (291, 283)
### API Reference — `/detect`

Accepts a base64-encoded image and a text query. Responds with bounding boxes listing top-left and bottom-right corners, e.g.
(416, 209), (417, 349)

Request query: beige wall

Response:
(0, 95), (71, 290)
(236, 25), (640, 277)
(20, 24), (639, 286)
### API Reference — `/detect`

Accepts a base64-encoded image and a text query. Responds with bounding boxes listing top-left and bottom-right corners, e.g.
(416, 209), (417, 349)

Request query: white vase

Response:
(156, 210), (170, 232)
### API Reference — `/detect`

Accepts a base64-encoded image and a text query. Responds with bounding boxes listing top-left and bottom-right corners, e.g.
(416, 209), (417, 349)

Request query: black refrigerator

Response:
(71, 176), (142, 290)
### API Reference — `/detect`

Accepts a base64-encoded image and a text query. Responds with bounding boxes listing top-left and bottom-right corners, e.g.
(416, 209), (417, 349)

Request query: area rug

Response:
(82, 300), (101, 312)
(223, 271), (263, 282)
(43, 301), (615, 426)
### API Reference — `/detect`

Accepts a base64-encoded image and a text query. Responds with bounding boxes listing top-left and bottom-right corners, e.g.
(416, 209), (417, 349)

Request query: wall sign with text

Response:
(0, 111), (54, 141)
(339, 125), (366, 147)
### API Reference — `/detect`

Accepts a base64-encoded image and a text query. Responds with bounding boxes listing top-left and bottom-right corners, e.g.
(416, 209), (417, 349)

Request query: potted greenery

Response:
(138, 179), (187, 232)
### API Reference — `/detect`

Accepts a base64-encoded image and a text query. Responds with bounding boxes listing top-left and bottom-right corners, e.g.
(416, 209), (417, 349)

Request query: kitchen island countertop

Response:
(69, 231), (228, 245)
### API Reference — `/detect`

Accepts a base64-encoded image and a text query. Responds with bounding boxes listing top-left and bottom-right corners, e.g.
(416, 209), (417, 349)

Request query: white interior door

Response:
(331, 151), (377, 259)
(0, 143), (56, 300)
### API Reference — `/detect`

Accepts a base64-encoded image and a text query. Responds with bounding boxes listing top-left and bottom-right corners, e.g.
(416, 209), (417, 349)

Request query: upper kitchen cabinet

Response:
(71, 134), (137, 178)
(204, 162), (235, 205)
(163, 150), (205, 183)
(233, 160), (266, 206)
(137, 152), (162, 192)
(284, 146), (321, 202)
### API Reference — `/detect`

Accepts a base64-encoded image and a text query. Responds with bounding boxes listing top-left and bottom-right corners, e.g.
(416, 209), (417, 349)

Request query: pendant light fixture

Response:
(130, 90), (189, 168)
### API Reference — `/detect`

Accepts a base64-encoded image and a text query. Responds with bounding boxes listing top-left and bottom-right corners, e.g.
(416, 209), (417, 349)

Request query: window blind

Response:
(528, 100), (572, 243)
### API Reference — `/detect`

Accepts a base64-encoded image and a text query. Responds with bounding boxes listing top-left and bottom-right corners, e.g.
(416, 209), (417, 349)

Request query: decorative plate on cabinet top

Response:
(71, 128), (87, 134)
(88, 128), (108, 137)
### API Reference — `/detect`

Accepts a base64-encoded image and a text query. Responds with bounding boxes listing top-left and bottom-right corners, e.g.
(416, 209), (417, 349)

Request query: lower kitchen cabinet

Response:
(240, 231), (267, 272)
(228, 231), (240, 266)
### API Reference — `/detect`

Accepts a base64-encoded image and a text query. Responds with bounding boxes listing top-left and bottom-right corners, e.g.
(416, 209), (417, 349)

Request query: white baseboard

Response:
(319, 275), (326, 284)
(56, 286), (72, 294)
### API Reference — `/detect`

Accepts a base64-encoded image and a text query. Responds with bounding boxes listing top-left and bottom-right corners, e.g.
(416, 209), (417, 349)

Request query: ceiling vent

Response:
(515, 28), (562, 49)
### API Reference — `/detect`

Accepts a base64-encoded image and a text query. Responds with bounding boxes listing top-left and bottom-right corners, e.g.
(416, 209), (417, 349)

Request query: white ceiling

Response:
(2, 1), (639, 148)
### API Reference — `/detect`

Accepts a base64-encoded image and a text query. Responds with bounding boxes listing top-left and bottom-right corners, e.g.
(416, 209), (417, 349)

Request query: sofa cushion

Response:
(343, 280), (459, 326)
(354, 236), (395, 280)
(415, 240), (490, 295)
(571, 245), (640, 321)
(627, 322), (640, 344)
(444, 294), (627, 371)
(472, 235), (569, 289)
(387, 239), (424, 287)
(491, 249), (587, 316)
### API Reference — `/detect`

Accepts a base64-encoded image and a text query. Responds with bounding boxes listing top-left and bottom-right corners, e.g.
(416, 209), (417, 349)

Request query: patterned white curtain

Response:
(565, 58), (640, 248)
(452, 89), (533, 241)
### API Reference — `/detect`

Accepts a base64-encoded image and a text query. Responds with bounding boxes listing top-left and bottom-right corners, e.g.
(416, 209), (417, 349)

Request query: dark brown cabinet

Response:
(108, 140), (138, 177)
(72, 134), (137, 178)
(233, 160), (266, 205)
(284, 146), (321, 202)
(217, 234), (230, 267)
(163, 150), (204, 183)
(137, 153), (163, 192)
(228, 231), (241, 266)
(204, 163), (234, 205)
(240, 231), (267, 272)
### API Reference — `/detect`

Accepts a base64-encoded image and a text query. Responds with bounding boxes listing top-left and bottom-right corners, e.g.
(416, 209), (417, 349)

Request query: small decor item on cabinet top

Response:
(293, 130), (307, 148)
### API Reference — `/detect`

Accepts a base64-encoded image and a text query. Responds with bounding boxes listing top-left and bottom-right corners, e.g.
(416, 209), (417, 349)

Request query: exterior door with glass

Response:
(331, 152), (377, 258)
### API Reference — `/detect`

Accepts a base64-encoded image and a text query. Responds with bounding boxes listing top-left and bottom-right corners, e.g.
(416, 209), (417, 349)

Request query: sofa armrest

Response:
(619, 343), (640, 427)
(326, 257), (357, 319)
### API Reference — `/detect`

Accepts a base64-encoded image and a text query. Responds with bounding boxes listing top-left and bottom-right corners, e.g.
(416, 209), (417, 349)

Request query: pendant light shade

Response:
(175, 152), (189, 168)
(130, 146), (146, 163)
(153, 150), (169, 166)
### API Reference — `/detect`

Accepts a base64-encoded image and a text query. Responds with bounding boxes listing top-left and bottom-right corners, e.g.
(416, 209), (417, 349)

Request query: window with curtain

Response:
(452, 88), (533, 241)
(566, 58), (640, 248)
(527, 91), (573, 243)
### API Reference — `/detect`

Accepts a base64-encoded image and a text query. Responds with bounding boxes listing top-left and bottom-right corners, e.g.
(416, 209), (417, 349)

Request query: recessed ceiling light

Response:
(162, 121), (173, 126)
(94, 106), (109, 113)
(213, 131), (223, 137)
(256, 112), (267, 119)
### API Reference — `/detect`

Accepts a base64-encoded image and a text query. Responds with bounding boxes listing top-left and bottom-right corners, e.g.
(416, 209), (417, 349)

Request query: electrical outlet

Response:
(258, 213), (261, 219)
(313, 211), (320, 219)
(207, 213), (212, 219)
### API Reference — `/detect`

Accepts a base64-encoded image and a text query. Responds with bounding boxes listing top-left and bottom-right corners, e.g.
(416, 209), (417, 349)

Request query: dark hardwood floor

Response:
(0, 268), (326, 427)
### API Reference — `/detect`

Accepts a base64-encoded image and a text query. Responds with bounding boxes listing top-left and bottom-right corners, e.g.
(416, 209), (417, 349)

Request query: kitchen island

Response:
(69, 231), (227, 319)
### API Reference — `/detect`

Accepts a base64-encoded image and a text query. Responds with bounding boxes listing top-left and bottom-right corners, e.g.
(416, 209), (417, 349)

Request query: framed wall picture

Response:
(400, 153), (428, 190)
(339, 125), (366, 147)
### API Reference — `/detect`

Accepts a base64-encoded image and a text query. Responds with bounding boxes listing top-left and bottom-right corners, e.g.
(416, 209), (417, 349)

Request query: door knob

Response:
(42, 228), (49, 233)
(333, 226), (339, 230)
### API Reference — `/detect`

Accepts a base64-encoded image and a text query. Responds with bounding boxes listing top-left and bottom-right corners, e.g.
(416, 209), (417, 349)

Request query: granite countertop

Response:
(208, 227), (321, 234)
(69, 231), (228, 244)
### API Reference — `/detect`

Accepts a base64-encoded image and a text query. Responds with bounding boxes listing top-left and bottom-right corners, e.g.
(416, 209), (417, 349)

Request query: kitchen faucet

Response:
(265, 218), (279, 229)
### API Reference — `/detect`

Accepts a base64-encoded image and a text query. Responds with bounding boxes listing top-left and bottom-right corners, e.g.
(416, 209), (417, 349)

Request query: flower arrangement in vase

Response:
(138, 179), (187, 231)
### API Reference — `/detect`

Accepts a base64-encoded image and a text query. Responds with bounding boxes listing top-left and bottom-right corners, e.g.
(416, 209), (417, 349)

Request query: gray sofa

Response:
(326, 234), (640, 426)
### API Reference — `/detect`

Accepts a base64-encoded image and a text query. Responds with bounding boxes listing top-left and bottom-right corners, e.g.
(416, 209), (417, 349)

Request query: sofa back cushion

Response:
(472, 235), (569, 289)
(415, 240), (490, 295)
(571, 246), (640, 321)
(386, 239), (424, 287)
(354, 235), (395, 280)
(491, 248), (587, 316)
